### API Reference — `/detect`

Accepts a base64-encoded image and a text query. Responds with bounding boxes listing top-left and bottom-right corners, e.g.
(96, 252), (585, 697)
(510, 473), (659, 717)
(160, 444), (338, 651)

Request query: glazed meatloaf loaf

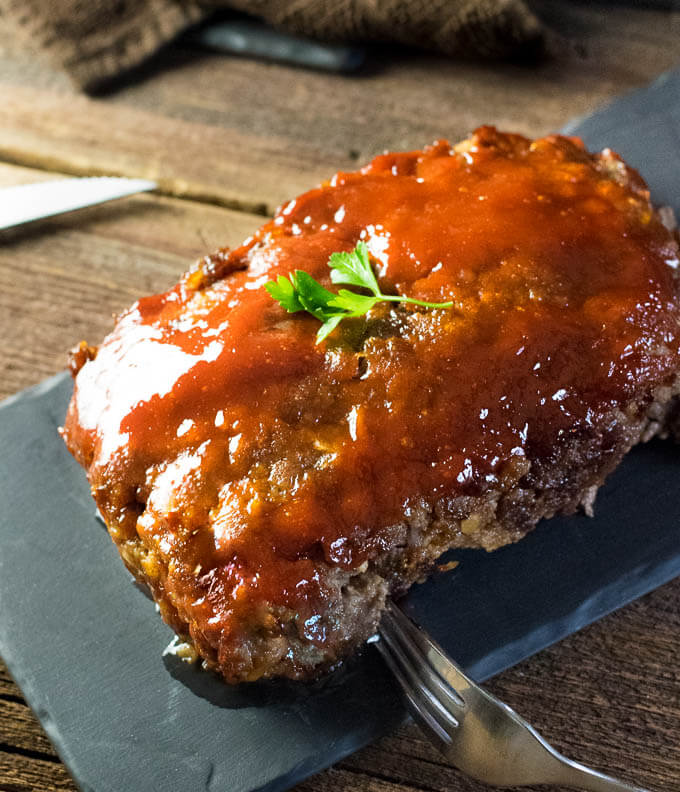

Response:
(62, 127), (680, 683)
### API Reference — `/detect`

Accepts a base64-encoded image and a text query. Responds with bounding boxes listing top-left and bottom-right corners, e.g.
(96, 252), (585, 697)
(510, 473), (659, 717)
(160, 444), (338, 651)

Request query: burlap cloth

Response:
(0, 0), (543, 92)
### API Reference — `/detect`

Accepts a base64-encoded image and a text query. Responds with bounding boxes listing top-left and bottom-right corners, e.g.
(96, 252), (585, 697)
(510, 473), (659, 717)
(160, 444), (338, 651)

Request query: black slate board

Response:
(563, 68), (680, 209)
(2, 72), (680, 792)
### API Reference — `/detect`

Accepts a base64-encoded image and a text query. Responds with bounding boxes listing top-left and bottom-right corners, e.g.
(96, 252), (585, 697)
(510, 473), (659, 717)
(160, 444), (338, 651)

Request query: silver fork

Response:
(375, 600), (651, 792)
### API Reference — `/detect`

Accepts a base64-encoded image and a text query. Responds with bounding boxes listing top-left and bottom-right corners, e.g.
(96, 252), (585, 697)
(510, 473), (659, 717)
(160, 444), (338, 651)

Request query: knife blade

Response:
(0, 177), (157, 231)
(190, 20), (365, 72)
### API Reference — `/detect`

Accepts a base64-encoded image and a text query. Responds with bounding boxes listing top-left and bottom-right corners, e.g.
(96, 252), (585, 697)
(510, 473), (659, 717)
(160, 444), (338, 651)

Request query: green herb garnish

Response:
(265, 241), (453, 343)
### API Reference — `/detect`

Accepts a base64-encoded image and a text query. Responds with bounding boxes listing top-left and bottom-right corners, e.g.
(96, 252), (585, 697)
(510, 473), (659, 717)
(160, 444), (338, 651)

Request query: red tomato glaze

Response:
(63, 128), (680, 679)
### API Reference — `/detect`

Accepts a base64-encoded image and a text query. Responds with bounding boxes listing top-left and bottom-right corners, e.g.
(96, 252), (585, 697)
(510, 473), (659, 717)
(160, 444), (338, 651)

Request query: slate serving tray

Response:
(2, 71), (680, 792)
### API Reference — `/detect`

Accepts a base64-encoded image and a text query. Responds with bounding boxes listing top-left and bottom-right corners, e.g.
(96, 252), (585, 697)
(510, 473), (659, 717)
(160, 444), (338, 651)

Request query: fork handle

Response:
(550, 755), (651, 792)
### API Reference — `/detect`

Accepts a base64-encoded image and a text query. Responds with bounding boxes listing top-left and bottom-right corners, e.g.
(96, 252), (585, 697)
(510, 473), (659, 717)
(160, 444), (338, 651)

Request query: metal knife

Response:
(189, 19), (365, 72)
(0, 177), (157, 231)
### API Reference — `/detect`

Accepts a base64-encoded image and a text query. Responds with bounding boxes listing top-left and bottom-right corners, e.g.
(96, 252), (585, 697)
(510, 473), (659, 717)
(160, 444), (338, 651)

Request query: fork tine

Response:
(386, 600), (476, 697)
(379, 609), (466, 745)
(374, 638), (454, 746)
(379, 613), (460, 726)
(379, 601), (655, 792)
(383, 603), (467, 709)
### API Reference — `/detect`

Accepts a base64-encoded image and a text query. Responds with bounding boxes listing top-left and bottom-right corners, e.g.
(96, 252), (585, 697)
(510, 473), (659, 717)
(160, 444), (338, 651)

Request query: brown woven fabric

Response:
(0, 0), (543, 91)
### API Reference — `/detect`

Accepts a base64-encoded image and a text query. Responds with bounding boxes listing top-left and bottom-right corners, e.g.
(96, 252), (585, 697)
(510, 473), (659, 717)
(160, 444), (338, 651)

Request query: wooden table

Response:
(1, 3), (679, 790)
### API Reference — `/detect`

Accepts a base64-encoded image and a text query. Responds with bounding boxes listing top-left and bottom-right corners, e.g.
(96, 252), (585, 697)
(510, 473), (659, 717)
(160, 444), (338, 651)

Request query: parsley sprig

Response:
(265, 241), (453, 343)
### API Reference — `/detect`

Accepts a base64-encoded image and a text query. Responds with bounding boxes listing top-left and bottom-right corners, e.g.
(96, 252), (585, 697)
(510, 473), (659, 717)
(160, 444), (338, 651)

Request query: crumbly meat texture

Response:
(62, 128), (680, 683)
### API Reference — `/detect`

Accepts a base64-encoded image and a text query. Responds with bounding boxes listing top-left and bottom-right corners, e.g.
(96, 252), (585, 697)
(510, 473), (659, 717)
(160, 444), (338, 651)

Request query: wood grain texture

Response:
(0, 754), (75, 792)
(0, 163), (262, 397)
(1, 3), (680, 788)
(0, 3), (680, 215)
(0, 700), (56, 758)
(0, 665), (22, 702)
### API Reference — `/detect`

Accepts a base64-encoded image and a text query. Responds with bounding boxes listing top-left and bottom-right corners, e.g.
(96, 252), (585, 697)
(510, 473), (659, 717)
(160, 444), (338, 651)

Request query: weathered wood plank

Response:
(295, 763), (434, 792)
(0, 664), (22, 702)
(0, 4), (679, 215)
(0, 752), (76, 792)
(0, 700), (58, 759)
(0, 163), (56, 188)
(0, 164), (263, 399)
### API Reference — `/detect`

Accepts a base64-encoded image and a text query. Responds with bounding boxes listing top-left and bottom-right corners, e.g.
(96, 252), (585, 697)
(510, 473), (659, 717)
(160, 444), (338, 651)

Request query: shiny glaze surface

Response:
(63, 128), (680, 677)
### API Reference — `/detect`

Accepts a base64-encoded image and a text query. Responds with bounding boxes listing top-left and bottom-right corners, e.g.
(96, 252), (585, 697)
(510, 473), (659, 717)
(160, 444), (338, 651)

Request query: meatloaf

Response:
(62, 127), (680, 683)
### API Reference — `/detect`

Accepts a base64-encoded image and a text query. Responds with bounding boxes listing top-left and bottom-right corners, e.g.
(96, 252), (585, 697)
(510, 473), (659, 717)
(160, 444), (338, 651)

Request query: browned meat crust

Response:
(62, 128), (680, 682)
